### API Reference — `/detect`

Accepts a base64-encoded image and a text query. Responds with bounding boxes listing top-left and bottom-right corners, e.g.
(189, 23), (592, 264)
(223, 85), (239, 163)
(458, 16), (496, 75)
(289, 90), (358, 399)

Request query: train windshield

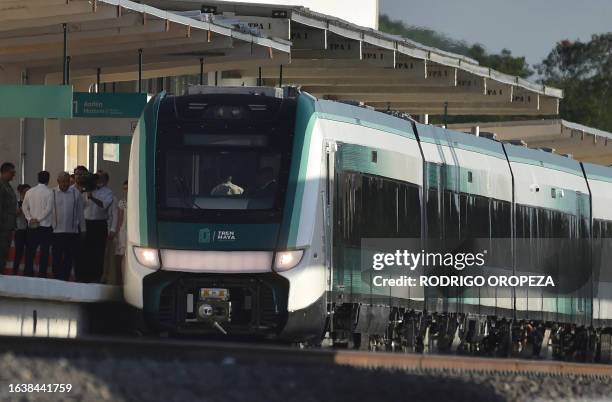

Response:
(163, 146), (282, 211)
(156, 95), (296, 223)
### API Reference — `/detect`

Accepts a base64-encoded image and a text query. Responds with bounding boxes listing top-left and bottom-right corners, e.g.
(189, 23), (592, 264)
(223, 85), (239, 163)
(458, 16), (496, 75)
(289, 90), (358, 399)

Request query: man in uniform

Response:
(0, 162), (17, 273)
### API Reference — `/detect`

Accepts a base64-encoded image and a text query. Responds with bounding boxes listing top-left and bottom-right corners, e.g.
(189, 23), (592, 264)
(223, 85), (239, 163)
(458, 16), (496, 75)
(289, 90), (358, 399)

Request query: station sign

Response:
(90, 135), (132, 144)
(0, 85), (73, 118)
(73, 92), (146, 118)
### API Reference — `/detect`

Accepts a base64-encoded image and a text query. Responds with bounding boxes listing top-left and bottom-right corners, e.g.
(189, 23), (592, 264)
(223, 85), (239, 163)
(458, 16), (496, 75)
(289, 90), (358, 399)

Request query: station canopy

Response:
(144, 0), (563, 116)
(1, 0), (563, 117)
(449, 119), (612, 166)
(0, 0), (291, 85)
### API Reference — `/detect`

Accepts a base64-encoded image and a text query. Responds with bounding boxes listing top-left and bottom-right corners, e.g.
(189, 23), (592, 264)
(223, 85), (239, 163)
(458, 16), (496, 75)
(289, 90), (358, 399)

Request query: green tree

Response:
(467, 45), (533, 78)
(538, 35), (612, 131)
(379, 14), (471, 56)
(379, 15), (533, 78)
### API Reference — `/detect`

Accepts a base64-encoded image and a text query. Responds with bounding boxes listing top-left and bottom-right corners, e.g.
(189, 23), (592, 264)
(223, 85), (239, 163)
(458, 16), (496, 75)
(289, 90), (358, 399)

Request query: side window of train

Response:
(490, 199), (511, 238)
(334, 171), (421, 245)
(334, 171), (361, 248)
(397, 182), (421, 238)
(459, 193), (491, 239)
(443, 190), (460, 239)
(361, 175), (396, 238)
(360, 174), (420, 239)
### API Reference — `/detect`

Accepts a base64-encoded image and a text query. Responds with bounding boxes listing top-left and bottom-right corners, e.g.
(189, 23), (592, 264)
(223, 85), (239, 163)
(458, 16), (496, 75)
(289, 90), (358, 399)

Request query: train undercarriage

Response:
(328, 304), (612, 363)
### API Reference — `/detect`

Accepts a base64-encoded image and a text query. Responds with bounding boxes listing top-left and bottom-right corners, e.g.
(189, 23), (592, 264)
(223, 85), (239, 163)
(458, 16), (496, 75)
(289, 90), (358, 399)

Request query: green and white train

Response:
(125, 86), (612, 350)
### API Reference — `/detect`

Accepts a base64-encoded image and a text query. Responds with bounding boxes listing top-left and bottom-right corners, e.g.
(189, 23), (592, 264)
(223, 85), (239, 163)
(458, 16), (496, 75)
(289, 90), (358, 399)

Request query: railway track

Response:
(1, 335), (611, 377)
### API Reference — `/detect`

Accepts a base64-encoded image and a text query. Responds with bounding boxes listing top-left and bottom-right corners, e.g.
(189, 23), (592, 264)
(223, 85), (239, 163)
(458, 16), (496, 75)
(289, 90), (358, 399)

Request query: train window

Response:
(444, 190), (460, 239)
(361, 175), (397, 237)
(426, 188), (441, 239)
(162, 149), (282, 211)
(334, 171), (421, 246)
(335, 172), (361, 247)
(397, 183), (421, 238)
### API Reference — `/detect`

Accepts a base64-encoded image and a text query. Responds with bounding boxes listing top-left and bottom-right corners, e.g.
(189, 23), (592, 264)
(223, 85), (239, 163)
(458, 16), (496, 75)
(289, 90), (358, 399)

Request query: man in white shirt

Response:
(22, 171), (53, 277)
(210, 175), (244, 196)
(51, 172), (85, 281)
(79, 170), (114, 282)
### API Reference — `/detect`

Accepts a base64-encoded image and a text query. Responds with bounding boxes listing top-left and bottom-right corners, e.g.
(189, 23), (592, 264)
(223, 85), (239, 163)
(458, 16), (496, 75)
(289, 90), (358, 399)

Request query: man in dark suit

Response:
(0, 162), (17, 273)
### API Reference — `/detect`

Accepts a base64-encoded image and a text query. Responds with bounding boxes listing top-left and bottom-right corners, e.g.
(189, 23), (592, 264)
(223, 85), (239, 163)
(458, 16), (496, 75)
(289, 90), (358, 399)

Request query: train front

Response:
(124, 87), (326, 340)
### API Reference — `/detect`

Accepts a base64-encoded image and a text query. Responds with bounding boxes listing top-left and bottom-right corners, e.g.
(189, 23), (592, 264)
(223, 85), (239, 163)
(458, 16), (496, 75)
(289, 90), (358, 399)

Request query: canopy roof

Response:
(0, 0), (291, 84)
(1, 0), (563, 116)
(448, 119), (612, 166)
(143, 1), (562, 116)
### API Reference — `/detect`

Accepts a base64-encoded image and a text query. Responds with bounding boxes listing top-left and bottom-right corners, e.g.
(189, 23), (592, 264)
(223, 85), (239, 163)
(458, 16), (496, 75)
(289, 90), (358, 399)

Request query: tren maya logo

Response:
(198, 228), (237, 243)
(198, 228), (211, 244)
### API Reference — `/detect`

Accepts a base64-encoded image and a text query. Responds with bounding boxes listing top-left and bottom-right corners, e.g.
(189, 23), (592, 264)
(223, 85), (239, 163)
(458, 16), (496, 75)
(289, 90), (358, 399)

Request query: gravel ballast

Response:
(1, 352), (611, 402)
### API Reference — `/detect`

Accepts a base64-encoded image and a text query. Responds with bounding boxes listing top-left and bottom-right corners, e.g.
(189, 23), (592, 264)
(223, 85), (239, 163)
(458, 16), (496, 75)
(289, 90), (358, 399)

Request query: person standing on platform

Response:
(81, 171), (113, 282)
(71, 165), (88, 191)
(12, 184), (31, 274)
(71, 165), (89, 278)
(0, 162), (17, 274)
(22, 171), (53, 278)
(51, 172), (84, 281)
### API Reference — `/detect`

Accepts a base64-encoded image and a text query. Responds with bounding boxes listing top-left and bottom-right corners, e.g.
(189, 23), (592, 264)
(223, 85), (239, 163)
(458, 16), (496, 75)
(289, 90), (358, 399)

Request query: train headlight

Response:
(133, 247), (160, 269)
(274, 250), (304, 272)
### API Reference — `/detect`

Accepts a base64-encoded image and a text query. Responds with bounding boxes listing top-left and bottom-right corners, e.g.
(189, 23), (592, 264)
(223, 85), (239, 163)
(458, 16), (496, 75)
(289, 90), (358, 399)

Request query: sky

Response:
(379, 0), (612, 67)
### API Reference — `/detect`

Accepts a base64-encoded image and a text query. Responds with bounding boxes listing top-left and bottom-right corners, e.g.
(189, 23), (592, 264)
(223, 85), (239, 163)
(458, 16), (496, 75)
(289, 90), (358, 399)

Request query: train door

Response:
(323, 140), (337, 307)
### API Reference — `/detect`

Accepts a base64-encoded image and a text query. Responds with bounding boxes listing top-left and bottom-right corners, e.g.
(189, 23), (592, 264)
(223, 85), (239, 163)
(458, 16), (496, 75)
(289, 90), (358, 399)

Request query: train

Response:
(124, 86), (612, 359)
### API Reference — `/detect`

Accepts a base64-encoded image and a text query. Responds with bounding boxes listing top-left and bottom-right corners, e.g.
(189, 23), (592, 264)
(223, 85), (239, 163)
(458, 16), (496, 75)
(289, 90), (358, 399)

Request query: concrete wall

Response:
(0, 66), (24, 185)
(22, 70), (46, 187)
(0, 298), (86, 338)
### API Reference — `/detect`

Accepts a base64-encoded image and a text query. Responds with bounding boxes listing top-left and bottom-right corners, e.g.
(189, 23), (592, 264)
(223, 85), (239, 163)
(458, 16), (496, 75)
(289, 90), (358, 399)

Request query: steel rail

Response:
(1, 335), (611, 377)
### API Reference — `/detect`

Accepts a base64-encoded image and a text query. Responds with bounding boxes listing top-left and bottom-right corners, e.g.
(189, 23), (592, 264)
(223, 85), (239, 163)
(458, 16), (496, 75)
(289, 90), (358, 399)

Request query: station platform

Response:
(0, 274), (122, 339)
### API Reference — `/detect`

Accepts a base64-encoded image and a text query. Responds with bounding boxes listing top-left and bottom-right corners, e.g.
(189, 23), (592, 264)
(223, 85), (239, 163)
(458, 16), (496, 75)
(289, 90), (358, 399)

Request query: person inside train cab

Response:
(0, 162), (17, 275)
(81, 171), (113, 283)
(12, 183), (31, 275)
(211, 174), (244, 196)
(51, 172), (84, 281)
(22, 171), (53, 278)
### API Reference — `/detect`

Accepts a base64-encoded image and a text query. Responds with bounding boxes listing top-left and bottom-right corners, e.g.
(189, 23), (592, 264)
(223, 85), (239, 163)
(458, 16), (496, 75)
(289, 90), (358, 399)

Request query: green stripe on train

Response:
(139, 92), (164, 246)
(278, 94), (317, 248)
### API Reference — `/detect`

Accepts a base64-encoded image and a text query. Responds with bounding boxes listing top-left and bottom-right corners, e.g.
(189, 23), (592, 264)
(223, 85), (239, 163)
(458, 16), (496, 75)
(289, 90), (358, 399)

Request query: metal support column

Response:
(199, 58), (204, 85)
(66, 56), (71, 84)
(138, 48), (143, 93)
(96, 68), (101, 93)
(443, 102), (448, 128)
(214, 71), (218, 87)
(62, 23), (68, 85)
(278, 64), (283, 88)
(258, 67), (262, 86)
